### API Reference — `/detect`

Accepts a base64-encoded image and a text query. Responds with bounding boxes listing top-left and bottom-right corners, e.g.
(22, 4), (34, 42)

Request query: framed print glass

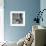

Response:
(10, 11), (25, 26)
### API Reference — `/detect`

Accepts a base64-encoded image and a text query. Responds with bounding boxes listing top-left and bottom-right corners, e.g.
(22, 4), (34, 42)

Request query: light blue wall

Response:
(40, 0), (46, 27)
(4, 0), (40, 42)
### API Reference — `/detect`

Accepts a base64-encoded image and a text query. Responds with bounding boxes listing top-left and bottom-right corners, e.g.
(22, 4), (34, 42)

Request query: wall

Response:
(4, 0), (40, 42)
(40, 0), (46, 27)
(0, 0), (4, 42)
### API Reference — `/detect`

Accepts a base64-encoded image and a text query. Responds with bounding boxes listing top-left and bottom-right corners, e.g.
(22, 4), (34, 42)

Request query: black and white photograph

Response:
(10, 11), (25, 26)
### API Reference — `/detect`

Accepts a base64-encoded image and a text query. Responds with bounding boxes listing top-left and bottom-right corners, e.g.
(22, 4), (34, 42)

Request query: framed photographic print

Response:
(10, 11), (25, 26)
